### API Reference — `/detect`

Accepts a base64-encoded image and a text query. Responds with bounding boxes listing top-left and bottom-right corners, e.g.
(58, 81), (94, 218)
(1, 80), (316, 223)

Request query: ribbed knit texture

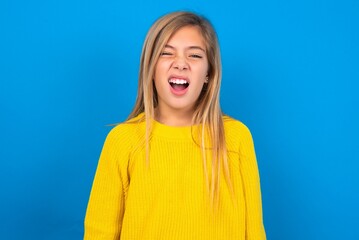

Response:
(84, 113), (266, 240)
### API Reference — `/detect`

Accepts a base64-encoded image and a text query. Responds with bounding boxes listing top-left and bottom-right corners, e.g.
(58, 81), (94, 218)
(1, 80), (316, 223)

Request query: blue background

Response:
(1, 0), (358, 239)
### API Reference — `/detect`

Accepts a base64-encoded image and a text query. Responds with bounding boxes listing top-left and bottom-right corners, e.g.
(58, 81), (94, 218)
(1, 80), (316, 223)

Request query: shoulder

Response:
(222, 115), (254, 151)
(104, 113), (145, 150)
(223, 115), (252, 137)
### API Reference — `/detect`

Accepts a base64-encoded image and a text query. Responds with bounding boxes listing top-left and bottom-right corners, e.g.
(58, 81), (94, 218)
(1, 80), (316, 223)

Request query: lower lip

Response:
(169, 84), (189, 96)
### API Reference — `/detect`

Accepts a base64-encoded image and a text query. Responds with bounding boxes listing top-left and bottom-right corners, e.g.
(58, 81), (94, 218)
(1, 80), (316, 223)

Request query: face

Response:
(154, 26), (209, 116)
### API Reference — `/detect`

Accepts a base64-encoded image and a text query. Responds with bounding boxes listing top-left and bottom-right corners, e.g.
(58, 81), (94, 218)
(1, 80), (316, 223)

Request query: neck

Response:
(154, 107), (194, 127)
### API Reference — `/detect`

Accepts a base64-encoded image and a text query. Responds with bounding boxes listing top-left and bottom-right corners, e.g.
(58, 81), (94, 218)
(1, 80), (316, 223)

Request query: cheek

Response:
(154, 60), (171, 80)
(199, 60), (209, 74)
(153, 62), (162, 81)
(195, 64), (209, 80)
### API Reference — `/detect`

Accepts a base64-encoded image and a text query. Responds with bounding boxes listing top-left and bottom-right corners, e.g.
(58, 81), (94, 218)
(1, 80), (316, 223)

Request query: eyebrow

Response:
(164, 44), (206, 52)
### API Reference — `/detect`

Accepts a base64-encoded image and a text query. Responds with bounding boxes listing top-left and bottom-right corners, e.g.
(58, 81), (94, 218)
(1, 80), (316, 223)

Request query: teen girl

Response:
(84, 11), (266, 240)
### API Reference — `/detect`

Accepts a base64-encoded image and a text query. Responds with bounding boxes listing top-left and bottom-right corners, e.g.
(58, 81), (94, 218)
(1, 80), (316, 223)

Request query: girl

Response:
(84, 11), (266, 240)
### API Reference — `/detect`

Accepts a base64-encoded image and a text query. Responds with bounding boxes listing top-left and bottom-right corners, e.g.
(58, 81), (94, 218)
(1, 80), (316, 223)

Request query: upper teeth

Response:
(169, 78), (188, 84)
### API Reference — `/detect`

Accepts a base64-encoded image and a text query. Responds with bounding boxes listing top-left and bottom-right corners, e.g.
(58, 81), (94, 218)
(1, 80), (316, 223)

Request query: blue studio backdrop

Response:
(1, 0), (358, 239)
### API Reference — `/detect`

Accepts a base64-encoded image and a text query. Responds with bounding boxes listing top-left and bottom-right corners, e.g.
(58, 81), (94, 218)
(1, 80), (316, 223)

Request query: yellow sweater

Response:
(84, 114), (266, 240)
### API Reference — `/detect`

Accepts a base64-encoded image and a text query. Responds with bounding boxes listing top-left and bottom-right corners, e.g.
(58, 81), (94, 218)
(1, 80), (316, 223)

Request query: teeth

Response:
(169, 78), (188, 84)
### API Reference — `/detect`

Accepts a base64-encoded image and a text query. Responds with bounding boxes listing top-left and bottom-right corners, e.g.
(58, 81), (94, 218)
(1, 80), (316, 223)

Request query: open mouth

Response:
(168, 78), (189, 91)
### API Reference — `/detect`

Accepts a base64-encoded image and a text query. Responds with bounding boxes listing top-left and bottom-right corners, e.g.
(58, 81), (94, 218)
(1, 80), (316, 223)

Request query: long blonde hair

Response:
(128, 11), (233, 208)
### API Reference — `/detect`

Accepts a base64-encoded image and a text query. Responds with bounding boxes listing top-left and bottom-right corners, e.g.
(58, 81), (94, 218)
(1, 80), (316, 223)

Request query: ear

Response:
(205, 75), (209, 83)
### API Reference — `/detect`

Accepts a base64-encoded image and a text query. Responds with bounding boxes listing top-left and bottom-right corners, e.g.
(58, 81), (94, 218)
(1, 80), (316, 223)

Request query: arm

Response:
(238, 125), (266, 240)
(84, 128), (128, 240)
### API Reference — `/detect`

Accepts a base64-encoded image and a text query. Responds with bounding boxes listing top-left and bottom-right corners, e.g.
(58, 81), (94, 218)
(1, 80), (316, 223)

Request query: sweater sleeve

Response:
(84, 127), (129, 240)
(238, 124), (266, 240)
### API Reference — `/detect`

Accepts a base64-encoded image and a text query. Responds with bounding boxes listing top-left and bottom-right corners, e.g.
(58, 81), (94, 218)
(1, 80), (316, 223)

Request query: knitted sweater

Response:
(84, 113), (266, 239)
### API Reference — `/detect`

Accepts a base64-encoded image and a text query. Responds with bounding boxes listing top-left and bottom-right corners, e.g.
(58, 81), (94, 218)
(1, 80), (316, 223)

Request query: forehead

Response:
(166, 26), (206, 48)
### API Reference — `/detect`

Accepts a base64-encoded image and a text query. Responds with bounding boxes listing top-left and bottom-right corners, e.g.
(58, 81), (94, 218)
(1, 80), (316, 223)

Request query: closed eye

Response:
(189, 54), (203, 58)
(160, 52), (173, 56)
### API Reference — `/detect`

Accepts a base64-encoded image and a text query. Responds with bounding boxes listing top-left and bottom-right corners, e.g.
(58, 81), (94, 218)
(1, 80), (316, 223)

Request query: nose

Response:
(173, 56), (188, 70)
